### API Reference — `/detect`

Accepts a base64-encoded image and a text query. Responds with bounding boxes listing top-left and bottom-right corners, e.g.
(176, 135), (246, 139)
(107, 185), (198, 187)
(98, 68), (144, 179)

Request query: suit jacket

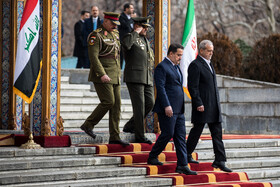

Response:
(84, 16), (103, 41)
(153, 58), (184, 114)
(187, 55), (222, 123)
(118, 12), (134, 40)
(73, 20), (87, 57)
(122, 31), (154, 86)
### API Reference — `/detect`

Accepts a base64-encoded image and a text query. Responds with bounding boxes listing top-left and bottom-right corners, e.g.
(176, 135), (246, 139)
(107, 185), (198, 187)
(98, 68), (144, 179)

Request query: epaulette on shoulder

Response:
(95, 28), (103, 33)
(113, 29), (119, 34)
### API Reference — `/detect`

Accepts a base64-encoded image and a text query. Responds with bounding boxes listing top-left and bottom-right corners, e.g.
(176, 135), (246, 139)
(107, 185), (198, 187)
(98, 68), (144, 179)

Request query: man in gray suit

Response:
(186, 40), (232, 172)
(121, 17), (154, 144)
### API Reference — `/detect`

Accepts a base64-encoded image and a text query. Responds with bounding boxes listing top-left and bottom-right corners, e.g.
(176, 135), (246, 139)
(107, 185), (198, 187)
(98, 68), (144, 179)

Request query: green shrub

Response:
(243, 34), (280, 84)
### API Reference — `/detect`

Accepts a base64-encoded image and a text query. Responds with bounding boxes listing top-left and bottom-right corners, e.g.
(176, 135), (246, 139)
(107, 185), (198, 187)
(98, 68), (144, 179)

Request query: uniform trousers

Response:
(83, 83), (121, 141)
(125, 83), (154, 141)
(187, 122), (226, 161)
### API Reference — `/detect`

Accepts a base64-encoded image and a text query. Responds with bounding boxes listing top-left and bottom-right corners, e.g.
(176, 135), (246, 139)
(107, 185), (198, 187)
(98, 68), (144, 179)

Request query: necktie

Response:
(93, 19), (97, 30)
(175, 65), (182, 82)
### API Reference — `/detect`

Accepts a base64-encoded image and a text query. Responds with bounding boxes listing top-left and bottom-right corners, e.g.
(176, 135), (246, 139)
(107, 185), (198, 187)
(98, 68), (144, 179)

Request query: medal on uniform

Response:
(104, 31), (107, 36)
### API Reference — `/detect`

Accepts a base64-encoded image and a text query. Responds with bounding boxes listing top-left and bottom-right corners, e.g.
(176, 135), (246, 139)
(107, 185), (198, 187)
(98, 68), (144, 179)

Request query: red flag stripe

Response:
(19, 0), (39, 31)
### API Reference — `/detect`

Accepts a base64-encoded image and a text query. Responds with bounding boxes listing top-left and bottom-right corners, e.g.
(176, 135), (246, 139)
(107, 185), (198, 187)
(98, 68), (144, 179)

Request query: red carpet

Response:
(14, 135), (71, 147)
(81, 142), (272, 186)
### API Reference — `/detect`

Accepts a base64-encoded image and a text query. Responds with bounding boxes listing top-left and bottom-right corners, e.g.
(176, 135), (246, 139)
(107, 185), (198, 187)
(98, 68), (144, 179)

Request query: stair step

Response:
(61, 84), (91, 90)
(0, 147), (96, 158)
(60, 98), (131, 105)
(61, 76), (69, 82)
(0, 166), (147, 185)
(6, 176), (172, 187)
(60, 105), (133, 112)
(238, 167), (280, 180)
(61, 112), (133, 120)
(196, 147), (280, 160)
(61, 90), (98, 97)
(0, 156), (121, 171)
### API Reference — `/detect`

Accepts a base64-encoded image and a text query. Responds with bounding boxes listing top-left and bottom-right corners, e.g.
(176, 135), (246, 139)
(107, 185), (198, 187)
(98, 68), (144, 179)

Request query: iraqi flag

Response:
(180, 0), (198, 99)
(13, 0), (42, 103)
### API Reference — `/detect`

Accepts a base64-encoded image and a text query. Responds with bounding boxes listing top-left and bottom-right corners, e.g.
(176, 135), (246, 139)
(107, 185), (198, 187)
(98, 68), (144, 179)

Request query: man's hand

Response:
(197, 105), (204, 112)
(131, 12), (137, 17)
(135, 25), (143, 34)
(165, 106), (173, 117)
(100, 74), (111, 83)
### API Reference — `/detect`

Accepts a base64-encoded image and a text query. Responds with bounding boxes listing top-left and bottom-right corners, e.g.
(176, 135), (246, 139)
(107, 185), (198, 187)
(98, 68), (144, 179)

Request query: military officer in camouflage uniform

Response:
(81, 12), (129, 146)
(121, 17), (154, 144)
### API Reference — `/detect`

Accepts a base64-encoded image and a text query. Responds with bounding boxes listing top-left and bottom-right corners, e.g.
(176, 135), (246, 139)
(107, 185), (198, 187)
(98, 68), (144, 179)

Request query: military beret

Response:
(132, 16), (151, 27)
(104, 12), (120, 25)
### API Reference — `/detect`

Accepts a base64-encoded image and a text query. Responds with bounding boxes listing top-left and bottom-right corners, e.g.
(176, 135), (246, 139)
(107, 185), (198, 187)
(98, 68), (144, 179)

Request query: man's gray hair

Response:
(199, 40), (213, 50)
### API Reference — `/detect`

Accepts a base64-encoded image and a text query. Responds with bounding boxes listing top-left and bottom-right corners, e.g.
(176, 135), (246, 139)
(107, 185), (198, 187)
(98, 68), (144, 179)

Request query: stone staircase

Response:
(197, 138), (280, 186)
(0, 146), (171, 186)
(1, 138), (280, 186)
(60, 75), (133, 132)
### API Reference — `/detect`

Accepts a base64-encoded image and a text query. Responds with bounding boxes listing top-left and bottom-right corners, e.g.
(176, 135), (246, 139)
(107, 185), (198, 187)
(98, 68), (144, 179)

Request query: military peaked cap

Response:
(132, 16), (151, 27)
(104, 12), (120, 25)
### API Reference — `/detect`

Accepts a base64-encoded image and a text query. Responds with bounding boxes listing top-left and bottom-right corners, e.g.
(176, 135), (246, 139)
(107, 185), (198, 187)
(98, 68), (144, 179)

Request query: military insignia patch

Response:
(89, 36), (96, 45)
(89, 39), (95, 45)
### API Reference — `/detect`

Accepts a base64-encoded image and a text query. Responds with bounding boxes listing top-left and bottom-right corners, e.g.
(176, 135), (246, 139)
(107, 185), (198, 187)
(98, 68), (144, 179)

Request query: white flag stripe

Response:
(14, 0), (40, 84)
(181, 20), (197, 88)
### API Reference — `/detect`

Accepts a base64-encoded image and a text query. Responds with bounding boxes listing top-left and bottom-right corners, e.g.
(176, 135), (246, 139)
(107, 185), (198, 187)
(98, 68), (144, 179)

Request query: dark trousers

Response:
(187, 122), (226, 161)
(125, 83), (154, 141)
(83, 83), (121, 141)
(76, 56), (90, 68)
(149, 113), (188, 166)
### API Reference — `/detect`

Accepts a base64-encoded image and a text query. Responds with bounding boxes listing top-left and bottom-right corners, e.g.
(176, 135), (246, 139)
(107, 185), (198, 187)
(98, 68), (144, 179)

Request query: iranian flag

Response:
(180, 0), (198, 99)
(13, 0), (42, 103)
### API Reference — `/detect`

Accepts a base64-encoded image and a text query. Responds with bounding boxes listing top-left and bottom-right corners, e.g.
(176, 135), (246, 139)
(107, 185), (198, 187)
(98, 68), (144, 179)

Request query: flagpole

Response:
(20, 101), (42, 149)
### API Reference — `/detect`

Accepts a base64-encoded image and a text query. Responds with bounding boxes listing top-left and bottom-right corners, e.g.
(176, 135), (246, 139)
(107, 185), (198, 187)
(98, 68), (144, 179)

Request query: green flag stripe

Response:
(182, 0), (195, 47)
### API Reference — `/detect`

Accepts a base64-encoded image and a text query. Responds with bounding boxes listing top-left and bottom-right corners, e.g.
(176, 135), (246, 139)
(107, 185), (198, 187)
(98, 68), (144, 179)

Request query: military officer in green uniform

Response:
(81, 12), (129, 146)
(121, 17), (154, 144)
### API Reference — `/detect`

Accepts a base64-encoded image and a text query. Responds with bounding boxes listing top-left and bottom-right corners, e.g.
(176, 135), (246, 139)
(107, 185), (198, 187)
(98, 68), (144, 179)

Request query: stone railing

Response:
(185, 75), (280, 135)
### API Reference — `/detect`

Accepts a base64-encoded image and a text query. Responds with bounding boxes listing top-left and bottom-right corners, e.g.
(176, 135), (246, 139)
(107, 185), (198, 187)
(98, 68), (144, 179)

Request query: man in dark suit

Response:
(121, 17), (154, 144)
(186, 40), (232, 172)
(118, 3), (135, 69)
(83, 6), (103, 69)
(74, 10), (90, 68)
(84, 6), (103, 38)
(147, 44), (197, 175)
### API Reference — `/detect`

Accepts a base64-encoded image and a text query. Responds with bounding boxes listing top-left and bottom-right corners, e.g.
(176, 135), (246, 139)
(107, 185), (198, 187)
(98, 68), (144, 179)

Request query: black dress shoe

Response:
(212, 161), (232, 172)
(188, 155), (199, 164)
(135, 137), (153, 145)
(147, 157), (163, 165)
(175, 165), (197, 175)
(80, 125), (96, 139)
(109, 140), (130, 146)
